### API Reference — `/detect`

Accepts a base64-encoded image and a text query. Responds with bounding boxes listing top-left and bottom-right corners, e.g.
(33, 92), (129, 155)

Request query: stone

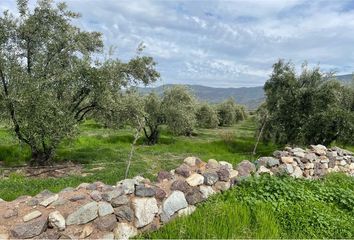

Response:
(60, 187), (75, 193)
(281, 157), (294, 164)
(214, 181), (230, 192)
(36, 189), (54, 198)
(311, 144), (327, 155)
(199, 185), (216, 199)
(66, 201), (98, 225)
(170, 180), (192, 194)
(229, 170), (238, 178)
(135, 184), (156, 197)
(206, 159), (219, 169)
(157, 171), (173, 182)
(102, 233), (114, 240)
(304, 153), (317, 162)
(26, 198), (39, 207)
(111, 195), (130, 207)
(186, 173), (204, 186)
(3, 209), (18, 219)
(132, 197), (158, 228)
(102, 185), (115, 192)
(293, 151), (305, 158)
(69, 194), (86, 202)
(118, 179), (138, 194)
(48, 211), (65, 231)
(77, 183), (90, 190)
(79, 225), (93, 239)
(162, 191), (188, 221)
(114, 205), (134, 222)
(185, 189), (204, 205)
(98, 201), (114, 217)
(0, 233), (9, 240)
(217, 166), (230, 181)
(175, 164), (191, 177)
(86, 184), (97, 191)
(284, 164), (294, 174)
(177, 205), (197, 217)
(113, 223), (138, 240)
(183, 156), (200, 167)
(257, 166), (273, 175)
(256, 157), (280, 168)
(94, 214), (117, 231)
(0, 198), (4, 203)
(203, 172), (219, 185)
(11, 217), (47, 239)
(40, 194), (59, 207)
(304, 162), (314, 169)
(101, 188), (124, 202)
(273, 150), (288, 158)
(154, 187), (167, 201)
(51, 198), (68, 207)
(291, 166), (303, 178)
(219, 161), (233, 170)
(236, 160), (256, 177)
(23, 210), (42, 222)
(90, 190), (102, 202)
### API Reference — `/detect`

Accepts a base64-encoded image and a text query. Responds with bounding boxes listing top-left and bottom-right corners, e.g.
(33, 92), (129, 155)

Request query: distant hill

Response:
(138, 74), (352, 110)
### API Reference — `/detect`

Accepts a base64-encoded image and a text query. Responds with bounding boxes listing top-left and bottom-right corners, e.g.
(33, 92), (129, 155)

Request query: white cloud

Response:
(1, 0), (354, 87)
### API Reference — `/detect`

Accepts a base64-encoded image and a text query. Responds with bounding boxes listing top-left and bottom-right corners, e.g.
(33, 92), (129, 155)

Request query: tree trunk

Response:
(29, 149), (53, 166)
(143, 127), (160, 145)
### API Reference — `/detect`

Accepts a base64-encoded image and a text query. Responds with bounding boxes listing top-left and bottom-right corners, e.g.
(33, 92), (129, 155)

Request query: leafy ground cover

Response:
(0, 118), (278, 200)
(143, 173), (354, 239)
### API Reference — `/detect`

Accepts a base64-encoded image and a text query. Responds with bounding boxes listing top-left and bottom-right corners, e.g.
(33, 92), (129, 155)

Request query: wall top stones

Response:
(0, 145), (353, 239)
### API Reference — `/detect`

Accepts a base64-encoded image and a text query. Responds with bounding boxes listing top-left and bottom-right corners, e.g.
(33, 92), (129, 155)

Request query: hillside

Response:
(138, 74), (353, 110)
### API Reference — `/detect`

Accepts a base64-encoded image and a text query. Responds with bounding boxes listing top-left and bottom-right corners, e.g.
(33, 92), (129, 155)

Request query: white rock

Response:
(349, 163), (354, 170)
(48, 211), (65, 231)
(40, 194), (58, 207)
(199, 185), (216, 199)
(132, 197), (158, 228)
(162, 191), (188, 221)
(0, 233), (9, 240)
(133, 176), (145, 183)
(340, 160), (347, 166)
(291, 166), (303, 178)
(311, 144), (327, 155)
(23, 210), (42, 222)
(102, 233), (114, 240)
(76, 183), (90, 190)
(257, 166), (273, 175)
(186, 173), (204, 187)
(113, 223), (138, 240)
(285, 164), (294, 174)
(304, 163), (314, 169)
(184, 156), (198, 167)
(229, 170), (238, 178)
(0, 198), (5, 203)
(219, 161), (233, 170)
(117, 179), (137, 194)
(98, 201), (114, 217)
(207, 159), (219, 168)
(177, 205), (197, 217)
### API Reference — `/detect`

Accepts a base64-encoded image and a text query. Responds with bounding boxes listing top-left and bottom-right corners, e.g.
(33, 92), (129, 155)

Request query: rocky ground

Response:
(0, 145), (353, 240)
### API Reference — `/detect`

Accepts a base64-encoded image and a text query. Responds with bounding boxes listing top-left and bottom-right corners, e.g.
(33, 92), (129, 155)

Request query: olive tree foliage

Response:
(260, 60), (354, 146)
(162, 86), (197, 136)
(217, 98), (246, 126)
(0, 0), (159, 165)
(196, 103), (219, 128)
(142, 93), (164, 145)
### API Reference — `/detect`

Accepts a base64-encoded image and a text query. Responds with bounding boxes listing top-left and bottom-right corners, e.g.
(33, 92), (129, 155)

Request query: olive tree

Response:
(162, 86), (196, 136)
(196, 103), (219, 128)
(0, 1), (159, 165)
(217, 98), (245, 126)
(142, 93), (164, 145)
(261, 60), (354, 146)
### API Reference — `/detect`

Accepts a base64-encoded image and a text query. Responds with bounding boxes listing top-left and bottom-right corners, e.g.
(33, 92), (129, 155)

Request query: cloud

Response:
(1, 0), (354, 87)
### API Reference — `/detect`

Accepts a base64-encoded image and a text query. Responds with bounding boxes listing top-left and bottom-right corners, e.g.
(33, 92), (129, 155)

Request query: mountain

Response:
(138, 74), (353, 110)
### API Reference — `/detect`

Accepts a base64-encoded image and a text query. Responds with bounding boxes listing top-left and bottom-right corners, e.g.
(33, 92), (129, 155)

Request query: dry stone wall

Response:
(0, 145), (353, 239)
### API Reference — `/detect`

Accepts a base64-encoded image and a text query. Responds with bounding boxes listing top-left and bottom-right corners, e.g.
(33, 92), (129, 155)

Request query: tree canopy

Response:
(0, 0), (159, 165)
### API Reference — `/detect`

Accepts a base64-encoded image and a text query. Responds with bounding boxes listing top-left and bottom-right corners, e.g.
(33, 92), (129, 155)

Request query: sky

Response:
(1, 0), (354, 88)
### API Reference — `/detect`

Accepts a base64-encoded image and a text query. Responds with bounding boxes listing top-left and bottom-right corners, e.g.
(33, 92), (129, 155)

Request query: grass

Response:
(143, 173), (354, 239)
(0, 117), (279, 201)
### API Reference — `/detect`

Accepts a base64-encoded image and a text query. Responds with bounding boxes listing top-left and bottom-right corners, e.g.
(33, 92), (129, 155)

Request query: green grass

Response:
(143, 173), (354, 239)
(0, 117), (279, 201)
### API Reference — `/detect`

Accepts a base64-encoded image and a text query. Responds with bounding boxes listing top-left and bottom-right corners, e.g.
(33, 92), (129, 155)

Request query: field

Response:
(1, 118), (354, 239)
(0, 117), (279, 201)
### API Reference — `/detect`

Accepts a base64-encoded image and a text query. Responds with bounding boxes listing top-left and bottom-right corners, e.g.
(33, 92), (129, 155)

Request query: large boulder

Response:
(203, 172), (219, 185)
(132, 197), (158, 228)
(175, 164), (192, 177)
(170, 180), (192, 194)
(98, 201), (114, 217)
(186, 173), (204, 187)
(185, 189), (204, 205)
(48, 211), (65, 231)
(66, 201), (98, 225)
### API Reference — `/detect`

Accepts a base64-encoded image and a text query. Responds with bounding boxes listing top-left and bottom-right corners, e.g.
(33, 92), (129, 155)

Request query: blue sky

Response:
(2, 0), (354, 88)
